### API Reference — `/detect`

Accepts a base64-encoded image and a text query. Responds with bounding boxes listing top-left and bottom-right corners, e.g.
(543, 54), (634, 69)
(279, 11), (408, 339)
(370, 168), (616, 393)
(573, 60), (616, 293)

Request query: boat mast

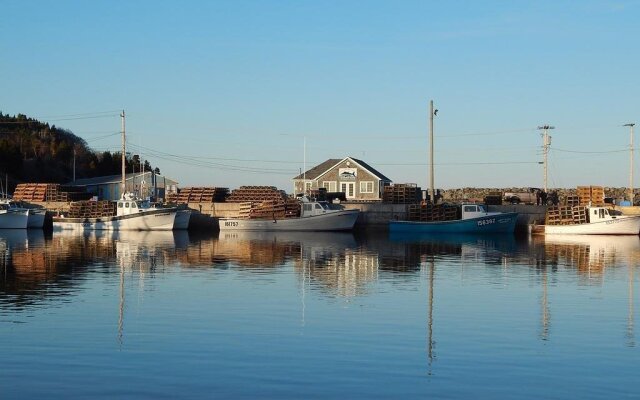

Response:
(121, 110), (126, 197)
(429, 100), (435, 203)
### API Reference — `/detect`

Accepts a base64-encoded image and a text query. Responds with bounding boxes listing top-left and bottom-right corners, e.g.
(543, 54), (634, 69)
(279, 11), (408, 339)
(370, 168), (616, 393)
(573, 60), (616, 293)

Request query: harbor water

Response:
(1, 230), (638, 399)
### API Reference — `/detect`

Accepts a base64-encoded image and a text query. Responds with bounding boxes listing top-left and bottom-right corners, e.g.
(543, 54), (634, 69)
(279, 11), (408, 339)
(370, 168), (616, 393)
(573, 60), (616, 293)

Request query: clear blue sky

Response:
(2, 1), (639, 190)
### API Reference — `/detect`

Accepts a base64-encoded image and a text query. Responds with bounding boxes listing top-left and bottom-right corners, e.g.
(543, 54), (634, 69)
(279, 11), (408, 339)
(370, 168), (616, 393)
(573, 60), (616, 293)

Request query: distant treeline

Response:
(0, 112), (159, 193)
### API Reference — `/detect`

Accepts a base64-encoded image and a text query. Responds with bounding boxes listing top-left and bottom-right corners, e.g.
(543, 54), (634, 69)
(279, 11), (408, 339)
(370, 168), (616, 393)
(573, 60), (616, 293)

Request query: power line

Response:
(126, 142), (303, 164)
(377, 161), (540, 166)
(436, 128), (537, 138)
(552, 147), (628, 154)
(38, 110), (121, 119)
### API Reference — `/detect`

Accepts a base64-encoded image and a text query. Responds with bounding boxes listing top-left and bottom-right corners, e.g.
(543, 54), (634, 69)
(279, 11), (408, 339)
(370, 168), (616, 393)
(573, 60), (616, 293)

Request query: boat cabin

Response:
(461, 204), (492, 220)
(301, 200), (340, 218)
(588, 207), (621, 223)
(116, 197), (156, 216)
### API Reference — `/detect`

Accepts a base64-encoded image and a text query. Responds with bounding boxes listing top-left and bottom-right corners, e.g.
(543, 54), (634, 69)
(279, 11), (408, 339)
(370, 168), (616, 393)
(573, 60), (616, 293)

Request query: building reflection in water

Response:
(1, 229), (637, 351)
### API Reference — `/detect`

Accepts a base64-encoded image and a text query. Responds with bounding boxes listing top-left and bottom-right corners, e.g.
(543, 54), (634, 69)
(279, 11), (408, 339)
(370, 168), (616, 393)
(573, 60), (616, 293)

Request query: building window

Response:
(305, 182), (313, 192)
(322, 181), (337, 192)
(360, 181), (374, 193)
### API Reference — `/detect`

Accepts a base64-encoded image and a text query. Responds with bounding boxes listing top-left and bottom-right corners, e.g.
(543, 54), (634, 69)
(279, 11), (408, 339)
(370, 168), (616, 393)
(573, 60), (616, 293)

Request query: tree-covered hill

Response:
(0, 112), (158, 193)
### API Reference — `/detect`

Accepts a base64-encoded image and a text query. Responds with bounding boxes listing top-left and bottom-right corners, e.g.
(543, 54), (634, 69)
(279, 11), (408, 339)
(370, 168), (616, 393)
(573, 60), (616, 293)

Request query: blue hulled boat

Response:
(389, 203), (518, 234)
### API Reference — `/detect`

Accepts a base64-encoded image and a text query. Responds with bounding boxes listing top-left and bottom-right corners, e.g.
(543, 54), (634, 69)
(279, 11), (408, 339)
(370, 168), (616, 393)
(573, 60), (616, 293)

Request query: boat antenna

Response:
(303, 136), (306, 196)
(121, 110), (126, 197)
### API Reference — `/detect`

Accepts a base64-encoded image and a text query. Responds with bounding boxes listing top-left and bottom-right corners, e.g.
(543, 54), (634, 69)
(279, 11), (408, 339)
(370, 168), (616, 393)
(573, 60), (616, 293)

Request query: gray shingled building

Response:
(292, 157), (392, 200)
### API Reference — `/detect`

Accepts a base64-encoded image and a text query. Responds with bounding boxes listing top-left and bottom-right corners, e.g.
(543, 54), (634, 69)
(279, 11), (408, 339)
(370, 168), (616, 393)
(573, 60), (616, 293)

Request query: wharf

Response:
(33, 201), (640, 232)
(187, 202), (548, 232)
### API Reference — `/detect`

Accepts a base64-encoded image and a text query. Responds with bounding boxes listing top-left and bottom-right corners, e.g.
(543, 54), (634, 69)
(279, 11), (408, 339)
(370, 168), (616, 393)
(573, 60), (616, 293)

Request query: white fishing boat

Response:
(53, 193), (177, 231)
(219, 199), (359, 231)
(537, 206), (640, 235)
(53, 111), (177, 231)
(0, 203), (29, 229)
(0, 199), (45, 228)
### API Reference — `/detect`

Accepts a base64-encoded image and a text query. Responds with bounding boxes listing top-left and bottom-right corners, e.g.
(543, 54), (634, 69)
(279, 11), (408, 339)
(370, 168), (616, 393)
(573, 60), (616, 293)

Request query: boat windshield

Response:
(477, 205), (487, 212)
(318, 202), (331, 210)
(136, 201), (152, 209)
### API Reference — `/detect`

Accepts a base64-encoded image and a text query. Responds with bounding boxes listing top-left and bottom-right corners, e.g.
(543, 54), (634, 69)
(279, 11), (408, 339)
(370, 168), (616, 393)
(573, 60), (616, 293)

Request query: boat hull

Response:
(0, 210), (29, 229)
(389, 212), (518, 234)
(219, 210), (359, 231)
(543, 216), (640, 235)
(27, 211), (46, 229)
(52, 209), (176, 231)
(173, 210), (191, 230)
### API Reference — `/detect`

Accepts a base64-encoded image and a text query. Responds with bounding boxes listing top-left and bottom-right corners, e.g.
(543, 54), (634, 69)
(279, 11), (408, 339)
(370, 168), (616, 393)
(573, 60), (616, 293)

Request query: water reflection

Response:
(533, 234), (640, 277)
(217, 231), (375, 297)
(535, 234), (639, 346)
(0, 230), (637, 347)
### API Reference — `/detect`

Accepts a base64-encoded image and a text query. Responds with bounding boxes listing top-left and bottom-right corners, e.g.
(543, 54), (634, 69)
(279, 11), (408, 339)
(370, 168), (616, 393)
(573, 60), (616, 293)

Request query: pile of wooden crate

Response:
(227, 186), (289, 203)
(576, 186), (605, 206)
(12, 183), (92, 202)
(407, 203), (458, 222)
(172, 187), (229, 203)
(545, 205), (588, 225)
(383, 184), (421, 204)
(565, 195), (580, 207)
(66, 201), (116, 218)
(238, 198), (301, 219)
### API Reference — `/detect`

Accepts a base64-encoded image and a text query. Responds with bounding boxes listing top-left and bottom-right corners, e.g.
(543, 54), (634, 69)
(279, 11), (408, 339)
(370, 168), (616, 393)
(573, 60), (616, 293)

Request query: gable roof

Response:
(350, 157), (391, 181)
(293, 159), (341, 180)
(293, 157), (391, 182)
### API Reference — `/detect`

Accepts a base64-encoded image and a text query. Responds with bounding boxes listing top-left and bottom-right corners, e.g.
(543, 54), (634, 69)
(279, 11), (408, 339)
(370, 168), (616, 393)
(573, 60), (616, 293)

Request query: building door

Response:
(341, 182), (356, 199)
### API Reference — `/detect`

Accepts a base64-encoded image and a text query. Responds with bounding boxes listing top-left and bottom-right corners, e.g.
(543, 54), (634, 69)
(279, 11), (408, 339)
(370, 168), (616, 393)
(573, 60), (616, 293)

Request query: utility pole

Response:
(538, 125), (554, 193)
(625, 123), (636, 204)
(429, 100), (435, 203)
(73, 148), (76, 182)
(121, 110), (126, 196)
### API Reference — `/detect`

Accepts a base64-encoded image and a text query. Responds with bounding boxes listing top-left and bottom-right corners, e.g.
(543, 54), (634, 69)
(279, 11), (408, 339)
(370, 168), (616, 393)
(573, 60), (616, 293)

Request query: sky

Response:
(2, 0), (639, 191)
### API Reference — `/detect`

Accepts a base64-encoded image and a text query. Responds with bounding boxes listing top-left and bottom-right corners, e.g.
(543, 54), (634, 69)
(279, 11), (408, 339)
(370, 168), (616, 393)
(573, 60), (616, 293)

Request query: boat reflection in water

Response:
(387, 232), (519, 268)
(534, 234), (639, 344)
(533, 234), (640, 278)
(1, 229), (636, 350)
(216, 231), (381, 297)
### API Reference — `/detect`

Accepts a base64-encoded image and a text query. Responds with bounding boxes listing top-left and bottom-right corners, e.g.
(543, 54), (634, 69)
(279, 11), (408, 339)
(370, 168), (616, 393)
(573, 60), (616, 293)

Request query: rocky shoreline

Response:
(440, 187), (634, 203)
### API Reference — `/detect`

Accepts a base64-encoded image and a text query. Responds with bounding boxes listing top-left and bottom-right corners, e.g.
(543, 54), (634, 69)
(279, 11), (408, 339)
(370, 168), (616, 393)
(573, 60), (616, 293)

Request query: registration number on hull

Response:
(477, 218), (496, 226)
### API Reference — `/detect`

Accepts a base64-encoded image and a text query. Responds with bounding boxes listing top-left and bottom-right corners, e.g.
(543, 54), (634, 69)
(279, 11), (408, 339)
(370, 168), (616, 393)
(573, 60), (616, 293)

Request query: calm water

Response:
(1, 229), (638, 399)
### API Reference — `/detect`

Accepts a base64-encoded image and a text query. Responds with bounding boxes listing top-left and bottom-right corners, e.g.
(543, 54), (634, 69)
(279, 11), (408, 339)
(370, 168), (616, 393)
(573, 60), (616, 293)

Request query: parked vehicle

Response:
(503, 188), (541, 204)
(483, 192), (503, 205)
